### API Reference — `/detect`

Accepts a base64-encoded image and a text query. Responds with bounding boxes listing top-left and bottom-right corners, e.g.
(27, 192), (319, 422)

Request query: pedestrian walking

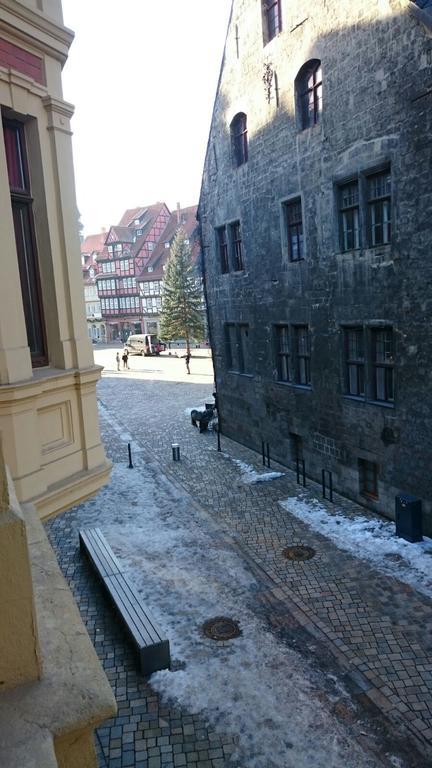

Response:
(115, 351), (120, 371)
(185, 351), (191, 375)
(122, 349), (129, 369)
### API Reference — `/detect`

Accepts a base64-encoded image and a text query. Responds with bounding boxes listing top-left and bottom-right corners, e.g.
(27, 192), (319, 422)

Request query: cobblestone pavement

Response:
(46, 357), (432, 767)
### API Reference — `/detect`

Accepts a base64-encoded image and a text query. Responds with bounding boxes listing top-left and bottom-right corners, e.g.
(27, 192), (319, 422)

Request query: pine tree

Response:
(159, 228), (205, 355)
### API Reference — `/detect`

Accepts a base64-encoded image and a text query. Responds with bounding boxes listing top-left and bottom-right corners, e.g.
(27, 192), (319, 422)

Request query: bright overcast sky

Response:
(60, 0), (232, 236)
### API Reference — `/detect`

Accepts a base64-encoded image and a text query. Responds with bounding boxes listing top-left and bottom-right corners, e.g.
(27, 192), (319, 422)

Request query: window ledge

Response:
(276, 381), (312, 391)
(228, 371), (254, 378)
(342, 395), (394, 409)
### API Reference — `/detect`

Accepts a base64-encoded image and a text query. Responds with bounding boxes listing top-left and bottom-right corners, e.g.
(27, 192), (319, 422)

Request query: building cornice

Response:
(0, 0), (74, 66)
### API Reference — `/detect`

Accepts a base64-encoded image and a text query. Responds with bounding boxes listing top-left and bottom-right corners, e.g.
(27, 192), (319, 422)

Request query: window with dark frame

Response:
(230, 221), (244, 271)
(367, 170), (391, 247)
(372, 327), (394, 403)
(217, 226), (229, 273)
(3, 118), (48, 366)
(263, 0), (282, 42)
(231, 113), (248, 167)
(225, 323), (237, 371)
(284, 198), (304, 261)
(296, 61), (322, 130)
(275, 325), (290, 382)
(344, 327), (365, 396)
(359, 459), (378, 499)
(238, 324), (250, 374)
(294, 325), (311, 386)
(339, 181), (360, 251)
(224, 322), (250, 374)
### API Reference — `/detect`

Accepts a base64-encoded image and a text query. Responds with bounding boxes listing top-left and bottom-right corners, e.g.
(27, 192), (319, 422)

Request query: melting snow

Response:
(223, 455), (284, 484)
(279, 495), (432, 600)
(75, 461), (378, 768)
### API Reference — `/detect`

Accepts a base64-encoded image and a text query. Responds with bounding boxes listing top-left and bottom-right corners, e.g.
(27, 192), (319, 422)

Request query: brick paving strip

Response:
(46, 373), (432, 766)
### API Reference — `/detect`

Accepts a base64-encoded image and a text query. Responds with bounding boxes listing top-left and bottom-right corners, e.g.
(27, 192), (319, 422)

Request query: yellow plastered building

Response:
(0, 1), (116, 765)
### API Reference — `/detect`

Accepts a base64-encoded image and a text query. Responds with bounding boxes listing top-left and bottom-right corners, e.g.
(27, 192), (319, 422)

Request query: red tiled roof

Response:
(81, 232), (107, 255)
(137, 205), (199, 282)
(117, 202), (165, 228)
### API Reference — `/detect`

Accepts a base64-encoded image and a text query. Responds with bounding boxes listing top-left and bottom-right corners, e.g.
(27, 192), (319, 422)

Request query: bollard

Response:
(322, 469), (334, 502)
(172, 443), (180, 462)
(296, 457), (306, 487)
(217, 428), (221, 452)
(127, 442), (134, 469)
(266, 442), (270, 469)
(262, 440), (266, 466)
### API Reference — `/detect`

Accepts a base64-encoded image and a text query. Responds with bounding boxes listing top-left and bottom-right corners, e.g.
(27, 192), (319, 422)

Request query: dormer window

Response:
(230, 113), (248, 167)
(134, 218), (140, 225)
(136, 228), (143, 236)
(165, 242), (170, 249)
(148, 266), (153, 272)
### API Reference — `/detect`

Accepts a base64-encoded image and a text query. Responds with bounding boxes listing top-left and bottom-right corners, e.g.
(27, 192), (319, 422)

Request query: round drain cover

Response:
(202, 616), (242, 641)
(282, 545), (316, 561)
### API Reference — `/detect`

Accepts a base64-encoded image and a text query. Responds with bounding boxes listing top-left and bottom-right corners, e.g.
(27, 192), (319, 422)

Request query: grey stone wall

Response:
(199, 0), (432, 531)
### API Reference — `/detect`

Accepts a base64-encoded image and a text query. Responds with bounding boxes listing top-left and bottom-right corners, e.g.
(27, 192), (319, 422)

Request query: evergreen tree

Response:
(159, 228), (205, 354)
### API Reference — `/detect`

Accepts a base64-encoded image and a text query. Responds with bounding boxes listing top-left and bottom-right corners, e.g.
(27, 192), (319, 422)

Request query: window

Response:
(368, 170), (391, 246)
(284, 198), (304, 261)
(296, 60), (322, 130)
(231, 113), (248, 167)
(359, 459), (378, 499)
(339, 181), (360, 251)
(225, 322), (250, 374)
(217, 226), (229, 273)
(372, 328), (394, 403)
(275, 325), (290, 381)
(294, 325), (311, 385)
(3, 118), (47, 366)
(230, 221), (244, 271)
(263, 0), (282, 42)
(344, 328), (365, 396)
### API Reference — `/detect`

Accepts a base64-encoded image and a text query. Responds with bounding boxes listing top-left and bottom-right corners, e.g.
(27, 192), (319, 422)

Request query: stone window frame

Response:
(230, 113), (248, 167)
(340, 322), (395, 407)
(224, 321), (252, 375)
(281, 196), (305, 262)
(274, 324), (291, 382)
(336, 163), (392, 253)
(295, 60), (322, 131)
(262, 0), (282, 45)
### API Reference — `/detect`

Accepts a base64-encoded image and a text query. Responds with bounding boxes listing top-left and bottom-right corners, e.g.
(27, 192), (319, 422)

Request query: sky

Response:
(60, 0), (232, 236)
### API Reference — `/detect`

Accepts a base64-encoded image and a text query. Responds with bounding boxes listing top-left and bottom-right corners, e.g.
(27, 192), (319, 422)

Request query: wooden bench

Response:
(79, 528), (171, 675)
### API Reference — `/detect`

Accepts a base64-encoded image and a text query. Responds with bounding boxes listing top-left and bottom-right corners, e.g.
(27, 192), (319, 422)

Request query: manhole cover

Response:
(202, 616), (242, 641)
(282, 545), (316, 561)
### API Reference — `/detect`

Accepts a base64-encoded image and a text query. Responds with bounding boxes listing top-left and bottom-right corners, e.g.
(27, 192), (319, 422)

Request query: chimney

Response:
(176, 202), (181, 224)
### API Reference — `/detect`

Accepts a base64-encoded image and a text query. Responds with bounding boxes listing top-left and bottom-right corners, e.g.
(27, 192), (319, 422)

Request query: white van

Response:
(125, 334), (164, 356)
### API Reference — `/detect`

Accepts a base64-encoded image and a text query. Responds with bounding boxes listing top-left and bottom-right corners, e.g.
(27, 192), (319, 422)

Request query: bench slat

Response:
(104, 574), (160, 646)
(79, 528), (122, 577)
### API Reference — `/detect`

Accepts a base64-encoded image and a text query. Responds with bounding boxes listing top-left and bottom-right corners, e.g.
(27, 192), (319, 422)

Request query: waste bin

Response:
(395, 493), (423, 543)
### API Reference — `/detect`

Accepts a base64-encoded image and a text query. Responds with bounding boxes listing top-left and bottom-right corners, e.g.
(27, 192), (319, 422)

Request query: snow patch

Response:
(279, 495), (432, 599)
(224, 454), (284, 484)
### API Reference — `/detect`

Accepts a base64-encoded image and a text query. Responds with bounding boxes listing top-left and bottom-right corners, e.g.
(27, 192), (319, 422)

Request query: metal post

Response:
(296, 457), (300, 484)
(329, 470), (333, 503)
(266, 442), (270, 469)
(217, 427), (221, 452)
(172, 443), (180, 461)
(322, 469), (326, 499)
(262, 440), (266, 466)
(127, 442), (133, 469)
(302, 459), (306, 487)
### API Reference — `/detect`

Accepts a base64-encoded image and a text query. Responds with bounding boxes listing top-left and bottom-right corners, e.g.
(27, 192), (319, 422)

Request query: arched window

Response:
(230, 113), (248, 167)
(295, 60), (322, 130)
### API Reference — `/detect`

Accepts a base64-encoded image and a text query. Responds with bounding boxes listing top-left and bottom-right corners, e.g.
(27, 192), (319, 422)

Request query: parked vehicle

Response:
(125, 334), (165, 356)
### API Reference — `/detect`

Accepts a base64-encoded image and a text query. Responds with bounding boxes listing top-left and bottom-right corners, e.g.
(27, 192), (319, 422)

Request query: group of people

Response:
(115, 347), (192, 374)
(116, 349), (129, 370)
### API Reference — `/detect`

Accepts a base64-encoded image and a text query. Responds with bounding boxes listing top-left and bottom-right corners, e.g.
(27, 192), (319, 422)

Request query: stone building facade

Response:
(199, 0), (432, 530)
